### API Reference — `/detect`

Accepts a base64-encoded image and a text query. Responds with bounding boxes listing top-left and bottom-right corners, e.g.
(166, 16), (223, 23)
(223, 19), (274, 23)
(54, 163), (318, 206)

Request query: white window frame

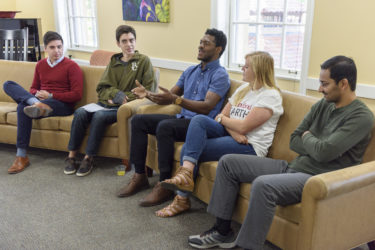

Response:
(53, 0), (99, 52)
(211, 0), (315, 94)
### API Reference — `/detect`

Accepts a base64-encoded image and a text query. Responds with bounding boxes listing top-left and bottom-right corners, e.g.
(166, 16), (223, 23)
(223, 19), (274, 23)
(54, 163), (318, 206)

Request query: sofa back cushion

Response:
(0, 60), (36, 102)
(224, 79), (244, 106)
(362, 118), (375, 163)
(267, 91), (318, 162)
(74, 65), (106, 108)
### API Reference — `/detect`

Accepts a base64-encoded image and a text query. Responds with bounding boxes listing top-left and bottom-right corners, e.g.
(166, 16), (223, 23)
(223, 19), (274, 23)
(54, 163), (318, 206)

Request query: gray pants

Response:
(207, 154), (312, 250)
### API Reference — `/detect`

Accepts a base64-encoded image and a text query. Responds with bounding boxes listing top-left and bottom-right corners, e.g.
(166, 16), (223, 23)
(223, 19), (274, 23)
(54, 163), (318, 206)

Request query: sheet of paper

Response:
(80, 103), (112, 112)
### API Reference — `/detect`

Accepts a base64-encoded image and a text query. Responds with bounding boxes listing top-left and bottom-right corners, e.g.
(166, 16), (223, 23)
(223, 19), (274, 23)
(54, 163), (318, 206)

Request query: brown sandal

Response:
(161, 167), (194, 192)
(155, 195), (190, 218)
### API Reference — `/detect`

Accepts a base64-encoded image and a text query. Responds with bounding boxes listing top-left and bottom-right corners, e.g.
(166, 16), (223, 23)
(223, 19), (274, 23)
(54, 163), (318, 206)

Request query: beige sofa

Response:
(0, 59), (157, 160)
(129, 79), (375, 250)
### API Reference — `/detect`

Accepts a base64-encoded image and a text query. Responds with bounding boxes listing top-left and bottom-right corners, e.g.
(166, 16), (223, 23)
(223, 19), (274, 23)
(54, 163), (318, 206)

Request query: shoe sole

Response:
(188, 241), (236, 249)
(8, 162), (30, 174)
(160, 181), (193, 193)
(24, 106), (52, 118)
(76, 168), (93, 177)
(64, 169), (77, 175)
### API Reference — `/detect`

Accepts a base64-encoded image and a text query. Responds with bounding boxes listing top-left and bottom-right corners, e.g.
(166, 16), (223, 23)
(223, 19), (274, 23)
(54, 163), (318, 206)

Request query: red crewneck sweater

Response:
(30, 57), (83, 105)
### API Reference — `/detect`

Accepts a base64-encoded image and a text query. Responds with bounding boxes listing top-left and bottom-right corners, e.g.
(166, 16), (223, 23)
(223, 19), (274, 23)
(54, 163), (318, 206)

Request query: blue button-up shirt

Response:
(176, 59), (230, 119)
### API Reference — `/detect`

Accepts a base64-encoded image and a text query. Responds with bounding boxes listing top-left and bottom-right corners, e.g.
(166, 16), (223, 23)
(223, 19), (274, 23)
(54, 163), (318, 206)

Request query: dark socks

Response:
(215, 217), (231, 236)
(159, 171), (171, 181)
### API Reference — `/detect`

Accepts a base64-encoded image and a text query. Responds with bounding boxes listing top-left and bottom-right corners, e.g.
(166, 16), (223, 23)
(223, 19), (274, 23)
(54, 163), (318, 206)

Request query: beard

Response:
(198, 54), (214, 62)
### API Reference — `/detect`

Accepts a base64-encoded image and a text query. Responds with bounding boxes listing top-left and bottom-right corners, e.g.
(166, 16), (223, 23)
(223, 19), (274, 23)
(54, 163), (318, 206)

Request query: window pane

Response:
(235, 0), (257, 22)
(286, 0), (307, 24)
(259, 0), (285, 23)
(282, 25), (304, 70)
(67, 0), (97, 49)
(232, 24), (256, 65)
(258, 25), (282, 68)
(229, 0), (308, 72)
(70, 0), (95, 17)
(71, 17), (97, 47)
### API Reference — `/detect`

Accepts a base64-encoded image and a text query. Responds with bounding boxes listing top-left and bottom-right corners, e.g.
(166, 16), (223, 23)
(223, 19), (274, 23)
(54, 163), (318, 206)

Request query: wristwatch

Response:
(174, 96), (183, 105)
(217, 114), (223, 124)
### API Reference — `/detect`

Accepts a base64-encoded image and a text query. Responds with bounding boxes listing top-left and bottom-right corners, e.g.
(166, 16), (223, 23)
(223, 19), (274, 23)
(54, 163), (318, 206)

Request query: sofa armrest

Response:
(117, 98), (155, 159)
(303, 161), (375, 200)
(137, 103), (182, 115)
(297, 161), (375, 250)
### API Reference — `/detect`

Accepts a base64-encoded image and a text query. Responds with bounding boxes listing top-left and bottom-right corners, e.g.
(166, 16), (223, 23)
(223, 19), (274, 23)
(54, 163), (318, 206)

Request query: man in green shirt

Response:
(188, 55), (374, 250)
(64, 25), (156, 177)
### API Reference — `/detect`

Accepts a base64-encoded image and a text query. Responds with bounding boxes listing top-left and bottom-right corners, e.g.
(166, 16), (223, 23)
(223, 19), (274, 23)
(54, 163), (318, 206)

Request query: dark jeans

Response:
(129, 114), (191, 181)
(67, 105), (118, 156)
(181, 115), (256, 164)
(3, 81), (73, 149)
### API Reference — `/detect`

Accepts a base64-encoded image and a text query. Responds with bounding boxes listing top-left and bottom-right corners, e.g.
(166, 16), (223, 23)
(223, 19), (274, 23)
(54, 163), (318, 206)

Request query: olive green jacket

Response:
(96, 51), (155, 106)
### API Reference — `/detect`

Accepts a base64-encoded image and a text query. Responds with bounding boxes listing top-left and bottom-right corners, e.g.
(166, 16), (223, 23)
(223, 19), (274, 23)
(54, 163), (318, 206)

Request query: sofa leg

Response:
(146, 166), (153, 177)
(122, 159), (131, 172)
(368, 240), (375, 250)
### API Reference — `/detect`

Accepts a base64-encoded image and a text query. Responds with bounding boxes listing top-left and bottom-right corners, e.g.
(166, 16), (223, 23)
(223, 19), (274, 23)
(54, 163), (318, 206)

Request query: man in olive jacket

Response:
(64, 25), (156, 177)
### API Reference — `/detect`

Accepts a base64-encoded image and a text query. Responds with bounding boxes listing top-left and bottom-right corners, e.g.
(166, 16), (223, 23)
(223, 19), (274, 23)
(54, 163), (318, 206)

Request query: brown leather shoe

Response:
(8, 156), (30, 174)
(139, 182), (174, 207)
(23, 102), (53, 118)
(117, 173), (149, 198)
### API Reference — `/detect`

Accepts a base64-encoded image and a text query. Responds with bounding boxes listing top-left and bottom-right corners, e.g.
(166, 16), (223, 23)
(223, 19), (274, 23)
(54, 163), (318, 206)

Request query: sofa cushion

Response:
(198, 161), (218, 182)
(7, 111), (60, 130)
(59, 115), (75, 131)
(0, 102), (17, 124)
(174, 142), (184, 161)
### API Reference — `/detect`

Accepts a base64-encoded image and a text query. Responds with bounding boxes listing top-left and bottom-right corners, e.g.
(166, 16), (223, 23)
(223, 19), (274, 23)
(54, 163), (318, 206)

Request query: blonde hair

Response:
(233, 51), (279, 106)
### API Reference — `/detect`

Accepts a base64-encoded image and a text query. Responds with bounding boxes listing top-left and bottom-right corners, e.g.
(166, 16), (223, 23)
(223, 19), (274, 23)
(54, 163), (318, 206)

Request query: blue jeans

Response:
(3, 81), (73, 149)
(177, 115), (256, 197)
(67, 104), (118, 156)
(181, 115), (256, 164)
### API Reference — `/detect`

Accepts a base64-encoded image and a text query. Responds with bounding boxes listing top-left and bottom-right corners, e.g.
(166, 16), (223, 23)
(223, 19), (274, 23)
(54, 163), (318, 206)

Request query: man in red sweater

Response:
(3, 31), (83, 174)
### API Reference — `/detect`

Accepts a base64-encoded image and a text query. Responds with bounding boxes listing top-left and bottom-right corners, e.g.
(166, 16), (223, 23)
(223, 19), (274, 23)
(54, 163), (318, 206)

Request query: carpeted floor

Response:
(0, 143), (369, 250)
(0, 143), (284, 250)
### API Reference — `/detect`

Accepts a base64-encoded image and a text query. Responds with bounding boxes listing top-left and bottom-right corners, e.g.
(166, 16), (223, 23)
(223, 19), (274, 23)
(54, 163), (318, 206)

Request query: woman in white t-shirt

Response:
(156, 51), (284, 217)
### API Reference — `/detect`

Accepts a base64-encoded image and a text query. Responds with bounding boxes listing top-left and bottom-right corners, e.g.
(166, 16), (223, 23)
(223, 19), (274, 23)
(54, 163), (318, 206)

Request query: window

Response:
(54, 0), (98, 51)
(213, 0), (314, 79)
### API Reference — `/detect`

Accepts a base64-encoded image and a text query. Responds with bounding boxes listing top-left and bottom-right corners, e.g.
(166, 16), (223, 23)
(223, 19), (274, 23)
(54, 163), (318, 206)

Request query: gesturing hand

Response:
(131, 80), (147, 99)
(148, 86), (176, 105)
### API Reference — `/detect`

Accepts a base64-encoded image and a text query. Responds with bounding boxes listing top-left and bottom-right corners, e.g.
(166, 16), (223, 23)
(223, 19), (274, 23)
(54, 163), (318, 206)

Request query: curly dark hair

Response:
(205, 28), (227, 57)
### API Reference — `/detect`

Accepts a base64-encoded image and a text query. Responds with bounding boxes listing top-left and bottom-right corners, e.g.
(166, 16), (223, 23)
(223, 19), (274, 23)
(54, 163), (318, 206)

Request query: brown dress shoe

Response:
(117, 173), (149, 198)
(139, 182), (174, 207)
(8, 156), (30, 174)
(23, 102), (53, 118)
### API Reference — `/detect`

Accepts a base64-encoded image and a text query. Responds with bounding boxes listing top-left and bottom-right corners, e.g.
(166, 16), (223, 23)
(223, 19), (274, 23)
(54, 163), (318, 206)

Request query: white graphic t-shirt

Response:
(228, 84), (283, 157)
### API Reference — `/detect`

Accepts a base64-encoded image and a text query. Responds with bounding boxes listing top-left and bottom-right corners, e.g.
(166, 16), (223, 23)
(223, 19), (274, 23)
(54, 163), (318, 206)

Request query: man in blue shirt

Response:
(117, 28), (230, 207)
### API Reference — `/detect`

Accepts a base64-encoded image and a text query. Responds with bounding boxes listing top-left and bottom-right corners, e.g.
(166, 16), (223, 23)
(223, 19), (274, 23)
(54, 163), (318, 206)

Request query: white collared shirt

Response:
(47, 55), (65, 68)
